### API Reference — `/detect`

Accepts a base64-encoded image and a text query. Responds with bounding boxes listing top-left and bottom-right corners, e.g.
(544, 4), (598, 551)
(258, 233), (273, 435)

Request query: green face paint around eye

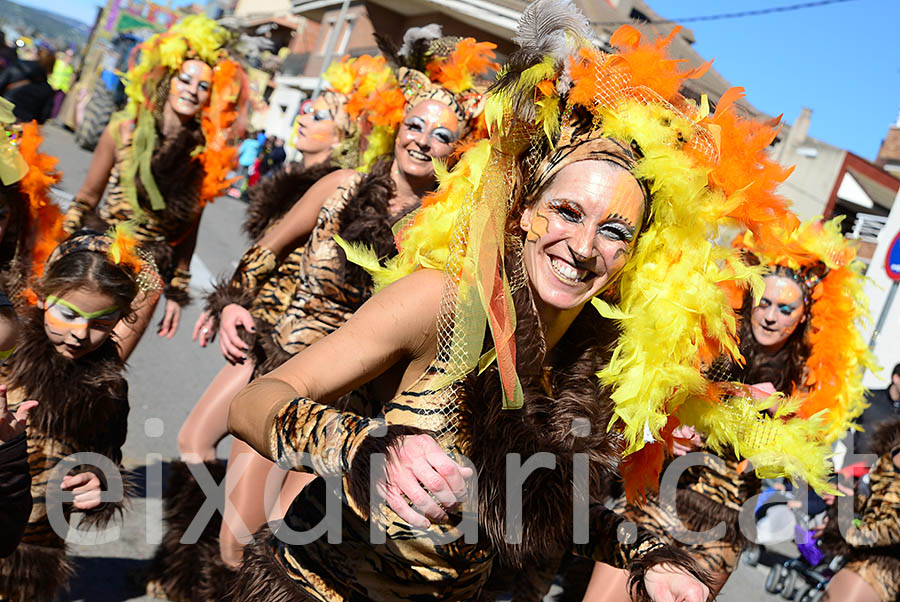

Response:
(46, 295), (120, 320)
(0, 345), (15, 360)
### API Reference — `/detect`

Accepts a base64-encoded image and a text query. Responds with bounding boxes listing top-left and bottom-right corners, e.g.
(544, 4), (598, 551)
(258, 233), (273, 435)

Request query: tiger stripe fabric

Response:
(841, 451), (900, 602)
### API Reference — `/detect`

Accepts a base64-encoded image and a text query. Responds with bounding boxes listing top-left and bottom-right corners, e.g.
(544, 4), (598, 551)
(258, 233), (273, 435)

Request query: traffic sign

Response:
(886, 230), (900, 281)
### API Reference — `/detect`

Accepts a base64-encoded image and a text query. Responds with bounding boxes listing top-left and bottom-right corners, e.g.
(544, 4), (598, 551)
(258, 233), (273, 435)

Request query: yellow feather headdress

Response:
(345, 0), (836, 496)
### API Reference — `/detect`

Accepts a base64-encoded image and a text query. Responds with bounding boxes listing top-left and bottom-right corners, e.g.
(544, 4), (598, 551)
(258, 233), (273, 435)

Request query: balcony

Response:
(846, 212), (889, 262)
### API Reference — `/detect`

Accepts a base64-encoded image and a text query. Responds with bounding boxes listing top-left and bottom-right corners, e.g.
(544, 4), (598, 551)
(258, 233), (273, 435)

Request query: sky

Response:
(645, 0), (900, 161)
(13, 0), (197, 26)
(11, 0), (900, 161)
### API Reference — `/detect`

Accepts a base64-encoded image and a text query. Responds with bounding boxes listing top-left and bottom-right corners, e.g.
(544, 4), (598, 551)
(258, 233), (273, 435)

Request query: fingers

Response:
(62, 472), (95, 490)
(377, 481), (429, 528)
(13, 400), (38, 423)
(0, 384), (7, 416)
(381, 435), (472, 527)
(166, 305), (181, 338)
(219, 329), (247, 364)
(192, 311), (211, 342)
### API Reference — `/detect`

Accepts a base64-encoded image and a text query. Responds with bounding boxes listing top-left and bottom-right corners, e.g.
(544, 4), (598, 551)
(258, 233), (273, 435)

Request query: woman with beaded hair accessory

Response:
(223, 0), (840, 599)
(61, 15), (248, 360)
(585, 215), (875, 599)
(142, 29), (495, 602)
(0, 227), (161, 602)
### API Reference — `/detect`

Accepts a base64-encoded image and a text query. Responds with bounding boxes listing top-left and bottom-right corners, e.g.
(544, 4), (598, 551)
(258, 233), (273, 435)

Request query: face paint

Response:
(520, 160), (645, 312)
(294, 96), (339, 155)
(394, 99), (460, 180)
(168, 60), (213, 118)
(43, 289), (121, 359)
(750, 275), (806, 351)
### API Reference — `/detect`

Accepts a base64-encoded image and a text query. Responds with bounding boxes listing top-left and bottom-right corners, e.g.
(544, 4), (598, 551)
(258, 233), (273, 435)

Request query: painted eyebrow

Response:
(47, 295), (120, 319)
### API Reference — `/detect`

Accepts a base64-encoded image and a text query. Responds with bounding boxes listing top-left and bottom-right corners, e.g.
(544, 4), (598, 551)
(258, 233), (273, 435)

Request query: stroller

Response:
(761, 523), (843, 602)
(743, 480), (845, 601)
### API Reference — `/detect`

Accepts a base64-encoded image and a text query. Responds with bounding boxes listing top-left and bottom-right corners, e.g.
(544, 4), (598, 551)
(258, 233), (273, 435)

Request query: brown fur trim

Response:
(818, 501), (853, 557)
(196, 552), (238, 602)
(869, 417), (900, 458)
(76, 466), (137, 531)
(249, 321), (292, 376)
(462, 283), (623, 569)
(243, 162), (340, 241)
(144, 459), (226, 602)
(346, 423), (425, 517)
(164, 283), (192, 307)
(5, 307), (128, 458)
(0, 541), (74, 602)
(626, 544), (713, 602)
(335, 160), (399, 296)
(673, 488), (745, 548)
(203, 278), (257, 333)
(228, 527), (319, 602)
(135, 123), (205, 224)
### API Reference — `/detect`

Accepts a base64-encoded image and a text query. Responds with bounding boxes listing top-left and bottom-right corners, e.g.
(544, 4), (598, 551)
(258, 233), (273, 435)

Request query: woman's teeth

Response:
(549, 256), (588, 284)
(408, 149), (430, 161)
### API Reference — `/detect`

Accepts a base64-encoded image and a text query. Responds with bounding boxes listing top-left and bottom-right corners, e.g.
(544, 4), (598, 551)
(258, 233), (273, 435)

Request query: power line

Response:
(592, 0), (858, 26)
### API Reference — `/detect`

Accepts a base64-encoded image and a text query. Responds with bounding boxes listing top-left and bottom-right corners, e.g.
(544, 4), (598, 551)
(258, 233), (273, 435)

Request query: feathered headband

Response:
(310, 54), (405, 171)
(118, 15), (249, 213)
(45, 226), (163, 294)
(732, 218), (876, 442)
(346, 0), (833, 498)
(376, 25), (497, 137)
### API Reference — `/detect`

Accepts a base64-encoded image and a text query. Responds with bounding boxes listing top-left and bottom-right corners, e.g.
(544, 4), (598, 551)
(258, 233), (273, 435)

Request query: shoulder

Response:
(367, 268), (443, 343)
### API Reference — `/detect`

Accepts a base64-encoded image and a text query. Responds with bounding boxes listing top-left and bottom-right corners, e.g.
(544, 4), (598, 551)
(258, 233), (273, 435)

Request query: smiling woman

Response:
(60, 15), (247, 361)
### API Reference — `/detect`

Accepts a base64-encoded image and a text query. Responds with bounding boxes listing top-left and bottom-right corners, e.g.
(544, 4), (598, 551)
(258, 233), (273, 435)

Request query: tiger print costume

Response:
(230, 285), (708, 601)
(62, 113), (207, 305)
(612, 453), (759, 580)
(0, 308), (130, 602)
(205, 160), (397, 375)
(824, 418), (900, 602)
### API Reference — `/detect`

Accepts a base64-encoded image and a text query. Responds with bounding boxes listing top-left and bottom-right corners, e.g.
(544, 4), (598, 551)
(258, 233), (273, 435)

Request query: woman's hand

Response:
(643, 563), (709, 602)
(0, 385), (37, 444)
(158, 299), (182, 339)
(192, 310), (217, 347)
(219, 304), (255, 364)
(376, 434), (473, 528)
(62, 472), (102, 511)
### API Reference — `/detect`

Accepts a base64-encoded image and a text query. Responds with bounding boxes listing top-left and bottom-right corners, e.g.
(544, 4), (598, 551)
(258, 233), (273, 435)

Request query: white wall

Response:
(861, 187), (900, 387)
(264, 83), (304, 142)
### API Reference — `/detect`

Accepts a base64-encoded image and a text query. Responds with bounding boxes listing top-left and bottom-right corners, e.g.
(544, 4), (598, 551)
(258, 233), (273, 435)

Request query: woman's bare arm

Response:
(255, 168), (358, 259)
(76, 126), (117, 208)
(227, 267), (443, 458)
(62, 125), (117, 233)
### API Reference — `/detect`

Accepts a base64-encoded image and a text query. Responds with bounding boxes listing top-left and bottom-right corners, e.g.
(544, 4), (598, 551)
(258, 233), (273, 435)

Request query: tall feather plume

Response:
(492, 0), (591, 120)
(379, 24), (443, 72)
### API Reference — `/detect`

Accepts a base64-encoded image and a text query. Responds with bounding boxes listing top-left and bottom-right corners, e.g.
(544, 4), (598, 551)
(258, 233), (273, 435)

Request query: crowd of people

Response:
(0, 1), (896, 601)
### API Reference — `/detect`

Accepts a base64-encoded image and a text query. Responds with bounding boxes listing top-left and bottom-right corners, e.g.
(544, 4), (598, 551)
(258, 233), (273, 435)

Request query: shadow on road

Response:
(61, 556), (149, 602)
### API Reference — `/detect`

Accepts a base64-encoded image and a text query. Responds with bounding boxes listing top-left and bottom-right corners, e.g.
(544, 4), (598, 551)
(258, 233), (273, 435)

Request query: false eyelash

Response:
(547, 199), (584, 221)
(602, 222), (634, 242)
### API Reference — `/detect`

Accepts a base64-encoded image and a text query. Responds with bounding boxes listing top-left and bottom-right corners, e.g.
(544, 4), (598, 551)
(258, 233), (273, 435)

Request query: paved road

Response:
(38, 124), (803, 601)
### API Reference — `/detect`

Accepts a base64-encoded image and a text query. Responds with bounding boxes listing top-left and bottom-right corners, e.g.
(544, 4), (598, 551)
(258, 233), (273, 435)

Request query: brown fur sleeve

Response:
(243, 162), (340, 241)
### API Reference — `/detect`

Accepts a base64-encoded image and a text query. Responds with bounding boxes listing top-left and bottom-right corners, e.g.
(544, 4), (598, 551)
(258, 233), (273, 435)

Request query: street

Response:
(40, 123), (800, 602)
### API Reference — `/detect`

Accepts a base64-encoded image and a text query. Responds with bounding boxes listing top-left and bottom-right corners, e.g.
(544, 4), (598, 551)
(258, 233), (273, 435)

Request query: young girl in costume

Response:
(585, 216), (873, 599)
(144, 31), (495, 601)
(61, 15), (247, 360)
(0, 98), (63, 306)
(0, 229), (160, 602)
(820, 416), (900, 602)
(225, 1), (835, 599)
